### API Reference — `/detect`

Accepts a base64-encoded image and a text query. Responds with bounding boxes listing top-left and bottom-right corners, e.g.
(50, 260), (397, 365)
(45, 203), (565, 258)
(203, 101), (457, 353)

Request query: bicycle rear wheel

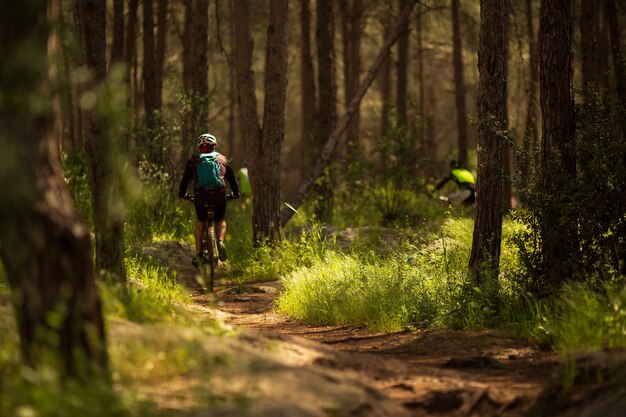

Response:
(206, 228), (216, 292)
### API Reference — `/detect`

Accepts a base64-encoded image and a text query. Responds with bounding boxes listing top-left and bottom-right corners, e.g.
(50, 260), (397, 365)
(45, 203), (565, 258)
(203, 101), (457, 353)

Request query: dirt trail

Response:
(145, 241), (561, 416)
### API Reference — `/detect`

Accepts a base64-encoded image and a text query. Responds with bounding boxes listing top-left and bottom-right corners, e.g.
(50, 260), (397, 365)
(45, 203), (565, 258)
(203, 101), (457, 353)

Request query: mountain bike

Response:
(184, 193), (237, 292)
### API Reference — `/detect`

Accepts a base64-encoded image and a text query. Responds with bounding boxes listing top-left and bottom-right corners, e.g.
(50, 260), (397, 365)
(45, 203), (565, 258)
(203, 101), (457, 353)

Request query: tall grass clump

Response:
(101, 257), (191, 323)
(543, 282), (626, 354)
(278, 216), (538, 332)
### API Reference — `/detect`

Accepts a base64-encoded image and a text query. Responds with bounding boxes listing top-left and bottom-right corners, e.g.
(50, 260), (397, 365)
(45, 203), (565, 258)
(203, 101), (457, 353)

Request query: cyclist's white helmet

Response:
(196, 133), (217, 148)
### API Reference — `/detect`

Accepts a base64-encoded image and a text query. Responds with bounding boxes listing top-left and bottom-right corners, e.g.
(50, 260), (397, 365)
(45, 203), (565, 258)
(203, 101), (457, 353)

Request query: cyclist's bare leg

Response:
(194, 220), (207, 254)
(216, 219), (226, 241)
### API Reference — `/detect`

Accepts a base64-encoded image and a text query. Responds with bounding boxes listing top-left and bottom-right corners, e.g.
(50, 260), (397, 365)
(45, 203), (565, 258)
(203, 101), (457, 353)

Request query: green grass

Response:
(278, 217), (539, 332)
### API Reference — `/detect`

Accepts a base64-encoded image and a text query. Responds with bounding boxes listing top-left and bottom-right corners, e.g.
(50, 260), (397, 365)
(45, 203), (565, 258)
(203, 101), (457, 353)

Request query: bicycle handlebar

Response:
(182, 193), (239, 202)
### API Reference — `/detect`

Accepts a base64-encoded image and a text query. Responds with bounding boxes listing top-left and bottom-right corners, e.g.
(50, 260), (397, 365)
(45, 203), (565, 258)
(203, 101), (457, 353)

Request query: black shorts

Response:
(194, 193), (227, 222)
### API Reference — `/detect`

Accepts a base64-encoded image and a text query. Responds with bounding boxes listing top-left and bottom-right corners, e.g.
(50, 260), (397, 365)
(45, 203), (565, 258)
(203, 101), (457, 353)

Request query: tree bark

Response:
(606, 0), (626, 106)
(234, 0), (289, 243)
(451, 0), (469, 167)
(192, 0), (209, 131)
(380, 8), (393, 136)
(0, 0), (108, 378)
(124, 0), (138, 113)
(76, 0), (126, 284)
(143, 0), (158, 131)
(110, 0), (125, 69)
(525, 0), (540, 160)
(539, 0), (577, 285)
(502, 3), (512, 211)
(468, 0), (506, 279)
(580, 0), (598, 87)
(396, 0), (410, 126)
(349, 0), (363, 151)
(155, 0), (168, 109)
(281, 0), (419, 226)
(314, 0), (337, 223)
(301, 0), (317, 173)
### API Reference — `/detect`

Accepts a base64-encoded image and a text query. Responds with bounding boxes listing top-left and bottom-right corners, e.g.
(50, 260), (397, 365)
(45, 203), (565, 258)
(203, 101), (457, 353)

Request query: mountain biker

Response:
(179, 133), (239, 266)
(434, 160), (476, 207)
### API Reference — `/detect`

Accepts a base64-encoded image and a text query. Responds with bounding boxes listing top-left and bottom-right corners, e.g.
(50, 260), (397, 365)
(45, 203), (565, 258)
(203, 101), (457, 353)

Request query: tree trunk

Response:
(396, 0), (410, 126)
(597, 3), (610, 91)
(76, 0), (127, 284)
(314, 0), (337, 223)
(606, 0), (626, 106)
(110, 0), (125, 69)
(525, 0), (540, 162)
(301, 0), (317, 174)
(282, 0), (419, 226)
(228, 0), (239, 157)
(349, 0), (363, 152)
(380, 8), (392, 136)
(451, 0), (469, 167)
(580, 0), (598, 87)
(468, 0), (506, 280)
(143, 0), (158, 131)
(124, 0), (138, 113)
(192, 0), (209, 131)
(539, 0), (577, 285)
(155, 0), (168, 109)
(234, 0), (289, 243)
(0, 0), (108, 378)
(416, 7), (425, 144)
(502, 3), (512, 211)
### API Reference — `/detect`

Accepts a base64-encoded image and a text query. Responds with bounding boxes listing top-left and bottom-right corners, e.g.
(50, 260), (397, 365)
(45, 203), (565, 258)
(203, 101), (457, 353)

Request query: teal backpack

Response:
(196, 152), (224, 189)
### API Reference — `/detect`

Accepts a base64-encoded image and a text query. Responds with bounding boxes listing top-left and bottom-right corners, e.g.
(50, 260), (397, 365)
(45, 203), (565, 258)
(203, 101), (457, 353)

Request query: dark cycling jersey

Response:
(178, 153), (239, 198)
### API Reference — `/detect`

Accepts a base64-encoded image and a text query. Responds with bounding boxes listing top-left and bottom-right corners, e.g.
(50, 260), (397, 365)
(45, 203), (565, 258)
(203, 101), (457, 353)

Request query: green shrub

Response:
(278, 217), (534, 332)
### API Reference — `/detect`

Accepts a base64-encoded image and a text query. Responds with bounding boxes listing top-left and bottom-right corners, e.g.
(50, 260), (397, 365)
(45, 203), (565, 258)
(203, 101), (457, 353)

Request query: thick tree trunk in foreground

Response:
(234, 0), (289, 243)
(0, 0), (108, 378)
(469, 0), (506, 279)
(451, 0), (469, 167)
(539, 0), (577, 285)
(281, 0), (419, 226)
(606, 0), (626, 107)
(76, 0), (126, 283)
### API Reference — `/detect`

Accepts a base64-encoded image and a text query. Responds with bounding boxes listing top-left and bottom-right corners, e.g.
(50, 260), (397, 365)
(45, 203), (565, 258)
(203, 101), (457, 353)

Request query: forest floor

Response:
(141, 240), (563, 417)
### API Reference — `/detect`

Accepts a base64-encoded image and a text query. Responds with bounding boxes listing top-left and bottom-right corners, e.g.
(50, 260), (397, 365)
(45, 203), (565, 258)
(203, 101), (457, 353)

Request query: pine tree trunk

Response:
(0, 0), (108, 378)
(192, 0), (209, 130)
(469, 0), (506, 280)
(380, 8), (392, 136)
(300, 0), (317, 174)
(525, 0), (540, 162)
(606, 0), (626, 106)
(502, 4), (512, 211)
(348, 0), (363, 151)
(396, 0), (410, 126)
(143, 0), (158, 131)
(76, 0), (127, 284)
(110, 0), (125, 69)
(580, 0), (598, 87)
(234, 0), (289, 244)
(124, 0), (138, 113)
(451, 0), (469, 167)
(314, 0), (337, 223)
(155, 0), (168, 109)
(539, 0), (577, 285)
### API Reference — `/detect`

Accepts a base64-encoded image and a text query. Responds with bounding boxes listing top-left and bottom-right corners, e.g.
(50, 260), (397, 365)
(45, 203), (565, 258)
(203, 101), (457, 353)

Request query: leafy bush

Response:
(513, 89), (626, 292)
